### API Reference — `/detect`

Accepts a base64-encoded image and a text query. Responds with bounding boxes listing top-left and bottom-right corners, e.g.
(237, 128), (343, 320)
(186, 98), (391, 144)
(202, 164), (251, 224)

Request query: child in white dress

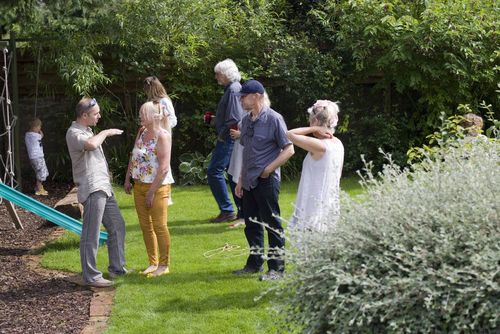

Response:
(228, 122), (244, 228)
(25, 118), (49, 196)
(287, 100), (344, 232)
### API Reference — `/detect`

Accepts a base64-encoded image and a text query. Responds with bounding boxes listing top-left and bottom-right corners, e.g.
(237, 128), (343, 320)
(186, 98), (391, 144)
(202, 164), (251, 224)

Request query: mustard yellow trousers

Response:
(133, 182), (171, 266)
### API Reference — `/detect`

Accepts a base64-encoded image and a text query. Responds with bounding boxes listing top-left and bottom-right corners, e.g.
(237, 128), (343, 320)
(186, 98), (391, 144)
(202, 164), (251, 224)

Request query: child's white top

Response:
(160, 97), (177, 128)
(228, 139), (243, 183)
(25, 131), (44, 160)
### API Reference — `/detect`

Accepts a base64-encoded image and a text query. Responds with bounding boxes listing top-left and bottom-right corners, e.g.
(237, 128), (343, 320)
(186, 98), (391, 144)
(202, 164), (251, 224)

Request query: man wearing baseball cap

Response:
(234, 80), (294, 281)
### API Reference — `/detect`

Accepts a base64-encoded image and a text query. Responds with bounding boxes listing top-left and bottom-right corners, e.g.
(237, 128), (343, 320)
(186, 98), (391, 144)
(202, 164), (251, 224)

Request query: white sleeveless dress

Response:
(289, 138), (344, 232)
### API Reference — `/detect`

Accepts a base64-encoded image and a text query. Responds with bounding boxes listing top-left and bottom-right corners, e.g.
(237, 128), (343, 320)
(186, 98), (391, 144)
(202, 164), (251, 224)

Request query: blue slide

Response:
(0, 182), (108, 244)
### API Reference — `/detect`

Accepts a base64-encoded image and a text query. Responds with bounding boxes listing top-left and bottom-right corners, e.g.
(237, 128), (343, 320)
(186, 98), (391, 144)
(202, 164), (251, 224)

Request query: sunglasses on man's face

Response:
(86, 98), (97, 110)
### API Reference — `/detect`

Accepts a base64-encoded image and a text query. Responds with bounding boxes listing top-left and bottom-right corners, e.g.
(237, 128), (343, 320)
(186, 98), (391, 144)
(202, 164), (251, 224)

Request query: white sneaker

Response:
(86, 277), (114, 288)
(141, 265), (158, 275)
(148, 266), (170, 277)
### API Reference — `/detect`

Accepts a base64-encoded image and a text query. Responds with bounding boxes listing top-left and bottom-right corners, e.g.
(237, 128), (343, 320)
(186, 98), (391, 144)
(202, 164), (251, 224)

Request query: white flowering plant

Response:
(272, 123), (499, 333)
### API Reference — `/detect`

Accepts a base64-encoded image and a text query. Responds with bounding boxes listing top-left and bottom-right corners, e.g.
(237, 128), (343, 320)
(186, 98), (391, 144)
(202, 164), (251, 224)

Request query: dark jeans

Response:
(207, 138), (234, 214)
(242, 176), (284, 272)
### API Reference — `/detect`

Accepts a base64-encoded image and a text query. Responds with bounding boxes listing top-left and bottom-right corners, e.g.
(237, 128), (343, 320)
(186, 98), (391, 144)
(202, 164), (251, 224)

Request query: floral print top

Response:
(131, 128), (174, 184)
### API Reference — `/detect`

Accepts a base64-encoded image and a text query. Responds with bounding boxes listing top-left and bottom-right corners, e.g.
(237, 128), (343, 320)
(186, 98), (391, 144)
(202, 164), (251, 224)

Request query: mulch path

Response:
(0, 182), (93, 334)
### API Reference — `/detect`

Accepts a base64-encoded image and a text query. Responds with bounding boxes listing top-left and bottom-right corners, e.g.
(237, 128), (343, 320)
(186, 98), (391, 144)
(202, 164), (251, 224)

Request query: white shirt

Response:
(25, 131), (44, 160)
(228, 139), (243, 183)
(160, 97), (177, 128)
(289, 138), (344, 232)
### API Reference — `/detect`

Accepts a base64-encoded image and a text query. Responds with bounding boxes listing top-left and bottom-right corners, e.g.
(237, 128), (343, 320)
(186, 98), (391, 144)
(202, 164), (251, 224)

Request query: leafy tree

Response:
(312, 0), (498, 128)
(6, 0), (294, 181)
(2, 0), (498, 181)
(279, 0), (499, 171)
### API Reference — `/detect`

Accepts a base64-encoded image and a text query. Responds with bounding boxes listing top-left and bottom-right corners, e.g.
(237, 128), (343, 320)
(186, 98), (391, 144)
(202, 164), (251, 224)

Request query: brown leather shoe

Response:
(211, 212), (237, 223)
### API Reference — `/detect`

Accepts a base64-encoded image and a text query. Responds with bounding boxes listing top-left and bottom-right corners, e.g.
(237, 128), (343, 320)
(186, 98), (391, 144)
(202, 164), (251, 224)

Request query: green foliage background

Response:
(1, 0), (498, 182)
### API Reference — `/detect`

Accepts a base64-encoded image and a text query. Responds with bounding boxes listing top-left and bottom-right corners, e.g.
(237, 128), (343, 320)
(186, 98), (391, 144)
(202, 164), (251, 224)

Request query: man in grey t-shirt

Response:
(66, 97), (127, 288)
(234, 80), (294, 281)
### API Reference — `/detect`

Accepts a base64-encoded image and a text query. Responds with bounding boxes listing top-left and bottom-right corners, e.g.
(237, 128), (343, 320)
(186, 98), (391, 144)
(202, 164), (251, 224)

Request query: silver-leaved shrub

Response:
(275, 136), (499, 333)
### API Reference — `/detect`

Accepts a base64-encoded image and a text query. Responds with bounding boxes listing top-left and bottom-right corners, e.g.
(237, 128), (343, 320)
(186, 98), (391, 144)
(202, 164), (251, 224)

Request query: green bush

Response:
(178, 151), (212, 185)
(274, 133), (500, 333)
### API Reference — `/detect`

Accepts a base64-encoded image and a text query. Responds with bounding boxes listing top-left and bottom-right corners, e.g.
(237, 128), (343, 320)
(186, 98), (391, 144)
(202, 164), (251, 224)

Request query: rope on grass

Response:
(203, 243), (247, 259)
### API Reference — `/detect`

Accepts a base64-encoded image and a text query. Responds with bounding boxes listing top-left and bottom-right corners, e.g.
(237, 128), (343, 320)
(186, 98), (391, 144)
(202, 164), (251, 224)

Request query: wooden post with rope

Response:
(1, 41), (23, 229)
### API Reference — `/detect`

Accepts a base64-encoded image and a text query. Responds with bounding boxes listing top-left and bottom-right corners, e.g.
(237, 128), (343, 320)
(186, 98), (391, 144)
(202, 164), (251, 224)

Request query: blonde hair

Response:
(263, 92), (271, 107)
(307, 100), (340, 132)
(29, 117), (42, 130)
(140, 101), (171, 132)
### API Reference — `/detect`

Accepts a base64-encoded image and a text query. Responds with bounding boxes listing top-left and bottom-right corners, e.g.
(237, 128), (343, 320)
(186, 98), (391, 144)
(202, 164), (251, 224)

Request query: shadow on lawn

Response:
(169, 224), (237, 236)
(155, 289), (268, 312)
(124, 220), (237, 236)
(42, 238), (80, 252)
(120, 269), (264, 287)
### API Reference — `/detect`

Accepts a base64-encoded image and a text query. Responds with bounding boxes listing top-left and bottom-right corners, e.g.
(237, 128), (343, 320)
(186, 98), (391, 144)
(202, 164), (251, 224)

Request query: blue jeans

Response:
(242, 176), (284, 272)
(207, 138), (234, 214)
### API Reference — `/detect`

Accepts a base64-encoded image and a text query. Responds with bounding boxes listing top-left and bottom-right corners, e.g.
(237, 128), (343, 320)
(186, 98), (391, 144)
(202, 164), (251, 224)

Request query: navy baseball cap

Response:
(235, 79), (265, 96)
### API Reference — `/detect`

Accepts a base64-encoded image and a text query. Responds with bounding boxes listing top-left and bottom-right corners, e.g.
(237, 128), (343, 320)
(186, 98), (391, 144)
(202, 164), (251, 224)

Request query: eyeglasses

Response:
(86, 98), (97, 110)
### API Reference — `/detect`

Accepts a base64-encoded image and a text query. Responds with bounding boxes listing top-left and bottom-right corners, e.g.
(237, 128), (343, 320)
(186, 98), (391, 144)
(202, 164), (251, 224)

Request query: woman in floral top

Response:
(124, 101), (173, 277)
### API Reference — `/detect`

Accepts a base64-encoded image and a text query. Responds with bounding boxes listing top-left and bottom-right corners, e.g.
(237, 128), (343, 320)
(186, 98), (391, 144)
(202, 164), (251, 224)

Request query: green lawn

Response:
(41, 177), (362, 334)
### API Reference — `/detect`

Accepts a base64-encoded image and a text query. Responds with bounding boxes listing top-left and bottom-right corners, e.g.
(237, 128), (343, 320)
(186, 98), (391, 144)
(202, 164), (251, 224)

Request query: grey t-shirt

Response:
(240, 106), (292, 190)
(66, 121), (112, 203)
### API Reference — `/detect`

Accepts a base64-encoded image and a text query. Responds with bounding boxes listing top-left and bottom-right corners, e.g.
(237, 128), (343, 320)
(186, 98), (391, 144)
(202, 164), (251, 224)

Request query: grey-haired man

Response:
(207, 59), (245, 223)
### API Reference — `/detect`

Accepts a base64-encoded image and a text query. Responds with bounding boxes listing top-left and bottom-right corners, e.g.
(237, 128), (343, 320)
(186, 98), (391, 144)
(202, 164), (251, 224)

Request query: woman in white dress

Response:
(287, 100), (344, 232)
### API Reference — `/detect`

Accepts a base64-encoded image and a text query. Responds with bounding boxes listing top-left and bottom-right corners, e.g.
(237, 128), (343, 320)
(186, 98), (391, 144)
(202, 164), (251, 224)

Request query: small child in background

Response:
(460, 113), (484, 137)
(25, 118), (49, 195)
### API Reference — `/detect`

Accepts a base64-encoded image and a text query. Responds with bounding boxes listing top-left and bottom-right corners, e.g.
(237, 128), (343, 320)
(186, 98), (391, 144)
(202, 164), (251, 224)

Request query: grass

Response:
(41, 176), (362, 334)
